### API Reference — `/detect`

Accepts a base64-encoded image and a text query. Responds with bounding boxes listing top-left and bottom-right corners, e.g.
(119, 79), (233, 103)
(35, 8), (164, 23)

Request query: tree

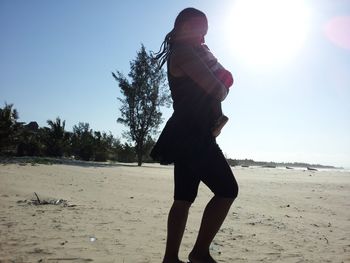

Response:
(16, 122), (44, 157)
(112, 44), (171, 166)
(43, 117), (69, 157)
(117, 142), (136, 163)
(0, 103), (21, 155)
(108, 136), (123, 161)
(93, 131), (115, 162)
(71, 122), (95, 161)
(141, 135), (156, 163)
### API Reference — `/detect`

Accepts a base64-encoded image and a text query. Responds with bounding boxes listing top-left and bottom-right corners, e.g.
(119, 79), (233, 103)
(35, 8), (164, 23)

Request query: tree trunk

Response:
(136, 141), (143, 166)
(137, 152), (142, 166)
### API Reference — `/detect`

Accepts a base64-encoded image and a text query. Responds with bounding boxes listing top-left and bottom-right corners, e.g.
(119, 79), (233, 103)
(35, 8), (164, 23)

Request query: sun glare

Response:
(225, 0), (311, 68)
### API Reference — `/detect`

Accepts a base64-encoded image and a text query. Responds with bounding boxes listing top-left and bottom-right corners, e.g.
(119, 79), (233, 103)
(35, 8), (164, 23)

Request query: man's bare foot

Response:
(188, 251), (217, 263)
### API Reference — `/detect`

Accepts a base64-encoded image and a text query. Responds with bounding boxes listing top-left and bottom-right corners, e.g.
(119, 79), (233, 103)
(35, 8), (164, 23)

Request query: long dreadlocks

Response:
(153, 29), (176, 69)
(153, 7), (207, 69)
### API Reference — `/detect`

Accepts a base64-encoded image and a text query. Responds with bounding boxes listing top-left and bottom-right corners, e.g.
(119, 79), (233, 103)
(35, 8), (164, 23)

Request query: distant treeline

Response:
(0, 103), (153, 163)
(226, 158), (337, 169)
(1, 103), (338, 168)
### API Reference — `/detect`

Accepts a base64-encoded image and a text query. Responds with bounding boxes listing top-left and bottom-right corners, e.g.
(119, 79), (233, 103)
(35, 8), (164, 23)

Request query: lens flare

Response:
(325, 16), (350, 50)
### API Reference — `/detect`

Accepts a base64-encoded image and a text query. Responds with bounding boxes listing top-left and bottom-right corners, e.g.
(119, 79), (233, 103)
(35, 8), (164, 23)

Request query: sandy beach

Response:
(0, 162), (349, 263)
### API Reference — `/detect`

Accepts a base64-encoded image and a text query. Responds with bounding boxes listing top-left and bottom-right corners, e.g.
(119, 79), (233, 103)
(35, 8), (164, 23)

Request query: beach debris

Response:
(307, 167), (318, 171)
(280, 204), (290, 208)
(17, 192), (76, 207)
(262, 165), (276, 168)
(322, 236), (329, 244)
(89, 236), (97, 242)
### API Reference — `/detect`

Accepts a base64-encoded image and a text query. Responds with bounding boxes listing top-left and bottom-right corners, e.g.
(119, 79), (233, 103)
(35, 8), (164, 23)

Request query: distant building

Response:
(25, 122), (39, 131)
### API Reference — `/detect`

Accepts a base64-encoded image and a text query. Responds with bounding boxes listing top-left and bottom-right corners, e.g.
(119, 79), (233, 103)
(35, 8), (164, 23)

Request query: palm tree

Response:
(43, 117), (68, 157)
(47, 117), (65, 138)
(0, 103), (20, 154)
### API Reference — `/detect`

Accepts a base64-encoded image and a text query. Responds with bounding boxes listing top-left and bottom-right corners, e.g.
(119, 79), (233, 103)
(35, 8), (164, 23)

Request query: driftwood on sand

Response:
(17, 192), (76, 207)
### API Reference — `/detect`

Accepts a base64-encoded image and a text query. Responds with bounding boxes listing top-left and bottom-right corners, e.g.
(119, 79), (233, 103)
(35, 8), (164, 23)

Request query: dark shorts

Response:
(174, 142), (239, 203)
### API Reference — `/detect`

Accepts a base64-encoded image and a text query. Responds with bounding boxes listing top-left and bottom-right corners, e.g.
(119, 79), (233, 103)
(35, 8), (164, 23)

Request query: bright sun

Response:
(225, 0), (311, 68)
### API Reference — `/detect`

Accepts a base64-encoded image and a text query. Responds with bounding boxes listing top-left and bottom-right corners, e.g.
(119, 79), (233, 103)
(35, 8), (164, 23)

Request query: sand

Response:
(0, 162), (349, 263)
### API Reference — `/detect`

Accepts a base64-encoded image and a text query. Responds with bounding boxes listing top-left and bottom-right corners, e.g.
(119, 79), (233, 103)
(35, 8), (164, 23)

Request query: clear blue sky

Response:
(1, 0), (349, 168)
